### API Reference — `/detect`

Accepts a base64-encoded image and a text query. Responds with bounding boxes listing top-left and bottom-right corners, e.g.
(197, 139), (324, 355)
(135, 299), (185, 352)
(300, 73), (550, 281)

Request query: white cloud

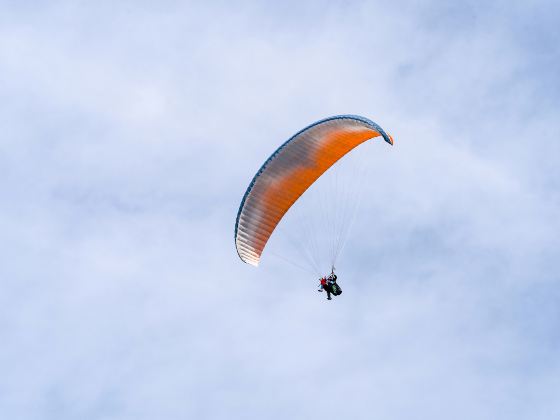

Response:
(0, 1), (559, 419)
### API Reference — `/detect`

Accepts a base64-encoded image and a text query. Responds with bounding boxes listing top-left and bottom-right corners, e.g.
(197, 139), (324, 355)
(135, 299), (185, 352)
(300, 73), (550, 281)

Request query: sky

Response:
(1, 1), (559, 419)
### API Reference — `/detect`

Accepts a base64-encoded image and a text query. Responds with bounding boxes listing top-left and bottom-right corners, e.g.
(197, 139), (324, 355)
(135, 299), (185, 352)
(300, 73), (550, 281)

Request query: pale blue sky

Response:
(1, 1), (559, 419)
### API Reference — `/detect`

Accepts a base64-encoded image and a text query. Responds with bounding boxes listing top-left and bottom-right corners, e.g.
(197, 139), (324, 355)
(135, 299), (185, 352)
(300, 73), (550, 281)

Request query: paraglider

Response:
(318, 270), (342, 300)
(234, 115), (393, 299)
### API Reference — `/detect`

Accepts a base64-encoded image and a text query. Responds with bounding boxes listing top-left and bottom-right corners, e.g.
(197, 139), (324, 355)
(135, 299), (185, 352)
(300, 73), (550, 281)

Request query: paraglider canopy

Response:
(235, 115), (393, 267)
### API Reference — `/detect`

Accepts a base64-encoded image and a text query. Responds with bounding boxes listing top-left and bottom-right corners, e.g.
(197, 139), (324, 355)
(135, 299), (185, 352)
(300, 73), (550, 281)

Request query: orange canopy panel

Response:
(235, 115), (393, 266)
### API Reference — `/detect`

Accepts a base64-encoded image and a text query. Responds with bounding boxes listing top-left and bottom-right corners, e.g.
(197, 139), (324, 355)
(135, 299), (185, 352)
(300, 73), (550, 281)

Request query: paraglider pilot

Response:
(318, 271), (341, 300)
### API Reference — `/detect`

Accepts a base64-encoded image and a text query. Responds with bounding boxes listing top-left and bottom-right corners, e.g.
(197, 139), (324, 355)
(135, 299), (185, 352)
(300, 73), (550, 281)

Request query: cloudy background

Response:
(1, 1), (559, 419)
